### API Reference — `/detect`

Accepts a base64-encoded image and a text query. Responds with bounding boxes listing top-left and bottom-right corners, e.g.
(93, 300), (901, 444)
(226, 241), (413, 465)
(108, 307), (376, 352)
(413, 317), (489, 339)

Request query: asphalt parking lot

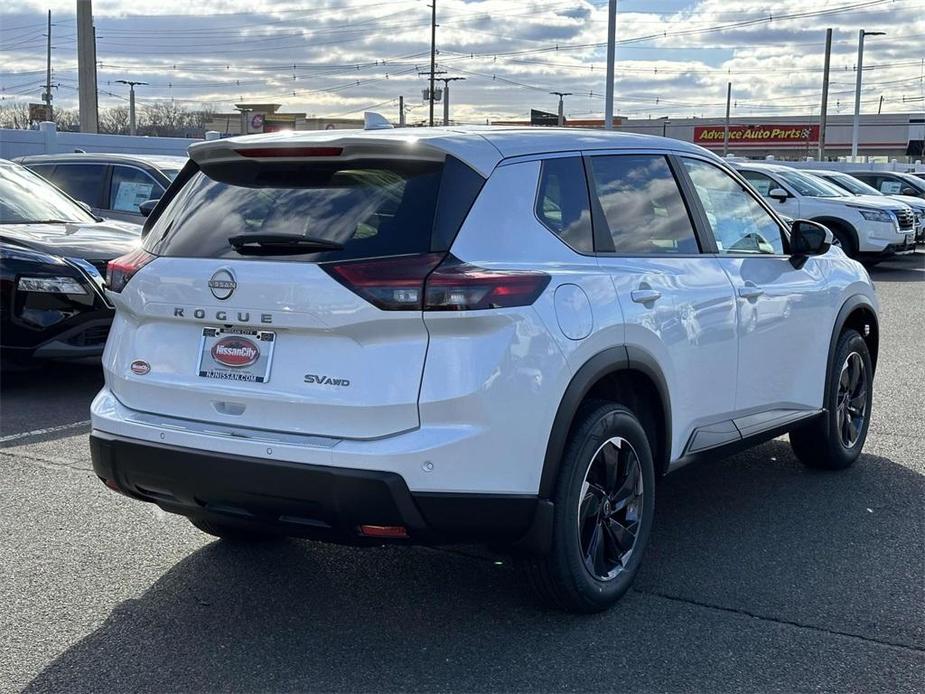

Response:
(1, 252), (923, 693)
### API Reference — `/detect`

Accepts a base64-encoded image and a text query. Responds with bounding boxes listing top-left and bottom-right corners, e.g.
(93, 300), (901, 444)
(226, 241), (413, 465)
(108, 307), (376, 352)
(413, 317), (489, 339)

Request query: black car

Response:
(0, 160), (140, 367)
(15, 153), (185, 223)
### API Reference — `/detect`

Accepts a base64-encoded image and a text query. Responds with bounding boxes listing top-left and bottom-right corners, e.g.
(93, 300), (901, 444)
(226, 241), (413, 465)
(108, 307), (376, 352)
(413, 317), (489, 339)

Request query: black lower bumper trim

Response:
(90, 434), (542, 547)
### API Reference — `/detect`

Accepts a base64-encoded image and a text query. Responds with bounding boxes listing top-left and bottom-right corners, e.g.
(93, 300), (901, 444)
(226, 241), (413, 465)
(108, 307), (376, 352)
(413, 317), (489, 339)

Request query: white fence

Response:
(0, 122), (220, 160)
(724, 154), (924, 174)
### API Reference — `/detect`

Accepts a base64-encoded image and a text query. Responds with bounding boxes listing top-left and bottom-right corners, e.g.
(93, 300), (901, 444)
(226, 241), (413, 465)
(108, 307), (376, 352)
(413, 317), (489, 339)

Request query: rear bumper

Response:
(90, 433), (547, 548)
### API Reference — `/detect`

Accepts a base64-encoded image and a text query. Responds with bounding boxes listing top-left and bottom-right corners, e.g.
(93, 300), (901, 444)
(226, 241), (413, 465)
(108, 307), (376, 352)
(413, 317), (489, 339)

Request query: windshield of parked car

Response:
(775, 169), (845, 197)
(818, 172), (882, 196)
(897, 173), (925, 193)
(0, 163), (97, 224)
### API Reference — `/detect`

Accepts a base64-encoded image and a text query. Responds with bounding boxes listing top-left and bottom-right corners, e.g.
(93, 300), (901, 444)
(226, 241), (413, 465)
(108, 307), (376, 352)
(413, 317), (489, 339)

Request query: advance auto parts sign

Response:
(694, 124), (819, 147)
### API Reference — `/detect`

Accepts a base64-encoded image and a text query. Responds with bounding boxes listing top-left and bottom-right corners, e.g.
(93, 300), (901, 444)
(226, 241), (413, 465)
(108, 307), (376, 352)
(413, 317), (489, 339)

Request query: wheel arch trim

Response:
(539, 346), (672, 498)
(825, 294), (879, 405)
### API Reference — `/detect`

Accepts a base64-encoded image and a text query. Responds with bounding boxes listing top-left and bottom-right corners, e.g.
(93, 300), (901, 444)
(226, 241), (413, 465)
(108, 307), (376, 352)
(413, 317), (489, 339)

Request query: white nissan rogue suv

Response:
(92, 126), (879, 612)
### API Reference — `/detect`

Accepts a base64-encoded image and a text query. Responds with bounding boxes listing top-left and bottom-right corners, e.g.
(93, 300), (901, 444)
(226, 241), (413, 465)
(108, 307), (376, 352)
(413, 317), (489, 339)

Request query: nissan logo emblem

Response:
(208, 269), (237, 300)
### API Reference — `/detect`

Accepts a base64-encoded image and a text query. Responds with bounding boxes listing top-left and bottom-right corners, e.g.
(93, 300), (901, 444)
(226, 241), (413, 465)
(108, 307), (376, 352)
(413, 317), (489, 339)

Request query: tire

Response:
(789, 329), (873, 470)
(189, 517), (278, 542)
(525, 401), (656, 613)
(831, 226), (857, 259)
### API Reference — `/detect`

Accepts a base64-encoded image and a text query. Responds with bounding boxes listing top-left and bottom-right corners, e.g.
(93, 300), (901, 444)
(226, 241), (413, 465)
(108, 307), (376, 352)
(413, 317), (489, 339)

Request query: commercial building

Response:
(494, 111), (923, 162)
(205, 104), (362, 135)
(617, 113), (923, 161)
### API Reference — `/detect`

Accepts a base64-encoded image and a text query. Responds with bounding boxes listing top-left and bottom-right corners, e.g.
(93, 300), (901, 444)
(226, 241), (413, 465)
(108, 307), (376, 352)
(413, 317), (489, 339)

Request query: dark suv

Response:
(16, 153), (185, 223)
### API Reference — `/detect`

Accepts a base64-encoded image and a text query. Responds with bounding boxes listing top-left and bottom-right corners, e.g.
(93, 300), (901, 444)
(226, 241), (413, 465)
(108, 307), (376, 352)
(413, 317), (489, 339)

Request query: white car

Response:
(734, 162), (916, 262)
(803, 168), (925, 243)
(91, 126), (879, 612)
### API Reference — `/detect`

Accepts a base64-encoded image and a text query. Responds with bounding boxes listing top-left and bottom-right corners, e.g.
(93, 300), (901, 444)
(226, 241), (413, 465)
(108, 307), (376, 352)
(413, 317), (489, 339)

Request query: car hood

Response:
(841, 195), (909, 211)
(888, 194), (925, 211)
(0, 220), (141, 261)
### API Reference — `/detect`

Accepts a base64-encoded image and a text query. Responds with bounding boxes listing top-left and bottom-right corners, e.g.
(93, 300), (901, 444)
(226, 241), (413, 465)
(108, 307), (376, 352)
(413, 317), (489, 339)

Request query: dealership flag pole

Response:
(819, 28), (832, 160)
(723, 82), (731, 156)
(604, 0), (617, 129)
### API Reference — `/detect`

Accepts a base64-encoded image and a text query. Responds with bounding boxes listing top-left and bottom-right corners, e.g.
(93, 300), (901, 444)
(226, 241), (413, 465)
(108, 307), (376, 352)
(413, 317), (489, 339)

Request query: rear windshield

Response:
(143, 158), (444, 262)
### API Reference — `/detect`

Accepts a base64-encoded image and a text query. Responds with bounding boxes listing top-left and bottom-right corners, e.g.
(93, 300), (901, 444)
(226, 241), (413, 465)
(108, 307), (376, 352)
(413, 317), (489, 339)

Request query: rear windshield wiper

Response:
(228, 233), (344, 254)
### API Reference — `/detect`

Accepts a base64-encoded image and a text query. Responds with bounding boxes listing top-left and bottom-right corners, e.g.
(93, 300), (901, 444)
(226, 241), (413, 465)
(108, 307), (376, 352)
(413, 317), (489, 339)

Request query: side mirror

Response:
(768, 187), (790, 202)
(790, 219), (832, 267)
(901, 187), (917, 196)
(138, 199), (160, 218)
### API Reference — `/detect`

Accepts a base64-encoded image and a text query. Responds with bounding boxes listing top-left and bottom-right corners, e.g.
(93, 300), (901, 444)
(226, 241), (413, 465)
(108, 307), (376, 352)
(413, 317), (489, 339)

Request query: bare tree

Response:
(0, 102), (33, 129)
(54, 108), (79, 132)
(99, 106), (130, 134)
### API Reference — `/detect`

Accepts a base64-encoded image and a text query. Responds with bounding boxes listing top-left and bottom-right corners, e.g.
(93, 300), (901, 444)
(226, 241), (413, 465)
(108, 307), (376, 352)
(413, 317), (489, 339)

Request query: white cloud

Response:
(2, 0), (923, 122)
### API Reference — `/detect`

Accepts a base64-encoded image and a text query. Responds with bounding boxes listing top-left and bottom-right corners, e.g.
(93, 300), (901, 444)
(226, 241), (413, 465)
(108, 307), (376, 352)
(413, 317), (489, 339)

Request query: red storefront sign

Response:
(694, 124), (819, 147)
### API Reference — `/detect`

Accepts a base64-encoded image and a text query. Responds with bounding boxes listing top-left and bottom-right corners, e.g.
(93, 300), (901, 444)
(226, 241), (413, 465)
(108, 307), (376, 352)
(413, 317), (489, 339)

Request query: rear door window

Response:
(587, 154), (700, 254)
(144, 158), (446, 262)
(109, 166), (165, 213)
(535, 156), (593, 253)
(44, 164), (107, 208)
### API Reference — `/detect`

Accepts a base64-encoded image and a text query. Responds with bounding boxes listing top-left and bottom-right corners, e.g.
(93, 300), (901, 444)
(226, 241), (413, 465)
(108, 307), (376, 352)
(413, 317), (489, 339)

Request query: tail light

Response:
(107, 248), (156, 293)
(323, 253), (550, 311)
(424, 257), (550, 311)
(323, 253), (445, 310)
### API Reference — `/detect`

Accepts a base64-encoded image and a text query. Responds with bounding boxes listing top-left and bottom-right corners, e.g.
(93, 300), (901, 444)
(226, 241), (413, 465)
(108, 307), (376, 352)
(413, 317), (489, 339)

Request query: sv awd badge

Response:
(304, 373), (350, 387)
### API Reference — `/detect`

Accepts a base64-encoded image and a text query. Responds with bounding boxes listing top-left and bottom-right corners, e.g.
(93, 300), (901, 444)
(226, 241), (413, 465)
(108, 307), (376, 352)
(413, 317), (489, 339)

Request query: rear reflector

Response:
(323, 253), (550, 312)
(106, 248), (156, 293)
(235, 146), (343, 158)
(359, 525), (409, 539)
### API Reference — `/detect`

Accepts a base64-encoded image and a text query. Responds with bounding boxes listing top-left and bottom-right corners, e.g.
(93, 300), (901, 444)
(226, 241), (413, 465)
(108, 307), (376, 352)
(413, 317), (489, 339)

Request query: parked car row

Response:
(733, 162), (919, 262)
(0, 160), (140, 367)
(14, 153), (184, 223)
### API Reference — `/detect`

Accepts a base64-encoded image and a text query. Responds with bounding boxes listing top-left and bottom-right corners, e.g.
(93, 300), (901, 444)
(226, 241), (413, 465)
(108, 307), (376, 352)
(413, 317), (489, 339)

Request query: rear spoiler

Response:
(187, 131), (501, 178)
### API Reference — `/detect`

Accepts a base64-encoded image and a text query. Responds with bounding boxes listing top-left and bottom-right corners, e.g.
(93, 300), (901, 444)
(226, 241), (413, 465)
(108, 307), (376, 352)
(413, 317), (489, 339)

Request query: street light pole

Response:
(552, 92), (572, 126)
(115, 80), (147, 135)
(851, 29), (885, 160)
(604, 0), (617, 129)
(428, 0), (437, 127)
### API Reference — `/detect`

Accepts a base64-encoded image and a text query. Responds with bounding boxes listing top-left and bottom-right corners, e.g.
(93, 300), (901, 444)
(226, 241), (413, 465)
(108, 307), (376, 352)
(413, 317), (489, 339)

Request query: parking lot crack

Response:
(633, 588), (925, 654)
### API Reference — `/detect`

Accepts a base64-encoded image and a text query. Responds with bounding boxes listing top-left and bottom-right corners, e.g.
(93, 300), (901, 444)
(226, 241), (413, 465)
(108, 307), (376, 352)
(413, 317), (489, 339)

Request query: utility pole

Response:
(819, 27), (832, 160)
(852, 29), (886, 159)
(877, 94), (884, 114)
(604, 0), (617, 129)
(399, 96), (405, 127)
(428, 0), (437, 127)
(43, 10), (53, 121)
(723, 82), (732, 156)
(437, 76), (465, 126)
(551, 92), (572, 126)
(115, 80), (147, 135)
(76, 0), (98, 133)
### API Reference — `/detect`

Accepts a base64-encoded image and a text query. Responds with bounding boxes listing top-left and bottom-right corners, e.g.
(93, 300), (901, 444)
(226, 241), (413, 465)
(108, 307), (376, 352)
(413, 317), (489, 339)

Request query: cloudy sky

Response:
(1, 0), (923, 124)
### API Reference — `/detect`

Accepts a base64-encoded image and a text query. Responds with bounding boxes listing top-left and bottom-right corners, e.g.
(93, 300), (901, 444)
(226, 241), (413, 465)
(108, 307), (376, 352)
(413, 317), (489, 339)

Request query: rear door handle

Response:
(631, 289), (662, 304)
(738, 285), (765, 300)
